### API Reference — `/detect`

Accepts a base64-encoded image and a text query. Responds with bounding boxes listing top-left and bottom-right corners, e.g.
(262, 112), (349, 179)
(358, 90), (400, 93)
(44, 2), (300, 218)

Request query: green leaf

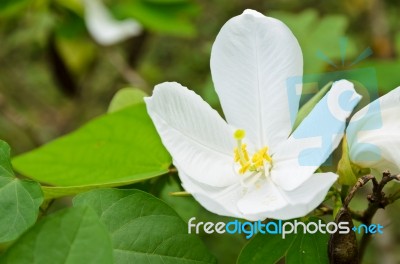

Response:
(55, 0), (84, 15)
(73, 188), (216, 264)
(53, 11), (95, 75)
(237, 218), (329, 264)
(0, 0), (29, 17)
(201, 76), (220, 107)
(159, 179), (247, 263)
(12, 104), (171, 198)
(108, 88), (148, 113)
(238, 231), (295, 264)
(55, 35), (96, 76)
(333, 191), (343, 218)
(0, 141), (43, 243)
(337, 136), (370, 186)
(54, 10), (87, 39)
(111, 0), (199, 37)
(0, 141), (14, 178)
(0, 206), (113, 264)
(396, 32), (400, 56)
(159, 179), (201, 222)
(144, 0), (191, 3)
(337, 136), (358, 186)
(286, 227), (329, 264)
(292, 81), (332, 131)
(356, 59), (400, 94)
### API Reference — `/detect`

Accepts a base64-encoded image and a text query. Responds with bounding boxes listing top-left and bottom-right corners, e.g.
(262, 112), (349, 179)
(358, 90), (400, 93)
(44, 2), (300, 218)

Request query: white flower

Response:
(145, 10), (361, 220)
(83, 0), (142, 46)
(347, 86), (400, 175)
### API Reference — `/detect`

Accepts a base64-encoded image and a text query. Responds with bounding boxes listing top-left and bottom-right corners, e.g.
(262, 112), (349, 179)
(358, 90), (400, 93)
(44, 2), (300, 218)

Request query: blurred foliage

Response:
(109, 0), (199, 37)
(1, 0), (400, 263)
(269, 9), (357, 74)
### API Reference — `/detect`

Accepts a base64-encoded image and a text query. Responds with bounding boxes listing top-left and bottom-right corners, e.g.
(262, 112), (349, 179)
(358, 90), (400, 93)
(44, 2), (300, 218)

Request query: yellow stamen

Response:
(252, 147), (272, 167)
(234, 145), (249, 162)
(239, 163), (251, 174)
(233, 130), (250, 171)
(233, 129), (272, 175)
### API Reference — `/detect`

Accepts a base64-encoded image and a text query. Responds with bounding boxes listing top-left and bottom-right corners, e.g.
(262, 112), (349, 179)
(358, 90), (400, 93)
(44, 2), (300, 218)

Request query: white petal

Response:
(243, 9), (265, 17)
(237, 173), (337, 220)
(210, 9), (303, 152)
(176, 162), (244, 218)
(237, 179), (290, 220)
(348, 86), (400, 174)
(84, 0), (142, 45)
(272, 80), (361, 191)
(145, 82), (238, 187)
(279, 172), (337, 206)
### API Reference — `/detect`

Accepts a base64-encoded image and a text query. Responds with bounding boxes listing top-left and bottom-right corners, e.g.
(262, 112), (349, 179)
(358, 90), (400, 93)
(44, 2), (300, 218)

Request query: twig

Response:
(342, 171), (399, 262)
(368, 0), (395, 58)
(105, 49), (149, 93)
(169, 167), (178, 174)
(169, 191), (191, 197)
(38, 199), (55, 219)
(314, 204), (333, 216)
(0, 93), (42, 146)
(343, 174), (375, 208)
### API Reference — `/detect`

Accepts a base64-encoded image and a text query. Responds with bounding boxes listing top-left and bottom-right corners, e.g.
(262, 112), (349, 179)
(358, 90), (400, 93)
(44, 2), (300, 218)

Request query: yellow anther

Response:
(239, 162), (250, 174)
(241, 144), (249, 161)
(235, 144), (249, 166)
(232, 129), (272, 175)
(234, 144), (272, 174)
(264, 153), (272, 163)
(234, 129), (246, 140)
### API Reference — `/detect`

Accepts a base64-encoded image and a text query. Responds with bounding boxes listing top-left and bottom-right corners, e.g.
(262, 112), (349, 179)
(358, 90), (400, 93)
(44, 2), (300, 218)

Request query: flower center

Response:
(233, 129), (273, 187)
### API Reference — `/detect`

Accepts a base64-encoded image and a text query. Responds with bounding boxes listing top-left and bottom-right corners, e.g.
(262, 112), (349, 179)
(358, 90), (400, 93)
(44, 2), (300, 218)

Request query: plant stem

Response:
(340, 184), (349, 202)
(343, 175), (375, 208)
(314, 204), (333, 216)
(343, 171), (398, 263)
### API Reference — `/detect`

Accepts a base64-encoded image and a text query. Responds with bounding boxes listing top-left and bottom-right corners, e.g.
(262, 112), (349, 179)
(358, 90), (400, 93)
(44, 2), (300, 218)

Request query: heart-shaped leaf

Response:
(73, 188), (216, 264)
(0, 206), (113, 264)
(237, 218), (329, 264)
(0, 140), (43, 243)
(12, 104), (171, 198)
(108, 88), (147, 113)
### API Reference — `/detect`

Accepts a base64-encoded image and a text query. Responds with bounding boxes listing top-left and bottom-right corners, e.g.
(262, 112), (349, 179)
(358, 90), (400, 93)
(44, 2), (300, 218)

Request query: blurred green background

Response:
(0, 0), (399, 263)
